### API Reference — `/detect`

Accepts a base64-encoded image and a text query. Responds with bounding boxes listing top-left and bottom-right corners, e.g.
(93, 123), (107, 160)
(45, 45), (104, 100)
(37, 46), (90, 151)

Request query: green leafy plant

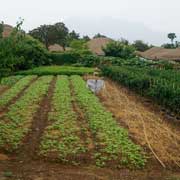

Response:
(0, 76), (53, 150)
(71, 75), (146, 168)
(0, 75), (36, 108)
(101, 66), (180, 114)
(40, 76), (86, 162)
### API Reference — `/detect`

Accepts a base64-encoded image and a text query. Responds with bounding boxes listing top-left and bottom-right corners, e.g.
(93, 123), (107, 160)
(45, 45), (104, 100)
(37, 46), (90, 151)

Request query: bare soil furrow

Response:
(18, 76), (56, 161)
(70, 81), (96, 163)
(0, 86), (9, 96)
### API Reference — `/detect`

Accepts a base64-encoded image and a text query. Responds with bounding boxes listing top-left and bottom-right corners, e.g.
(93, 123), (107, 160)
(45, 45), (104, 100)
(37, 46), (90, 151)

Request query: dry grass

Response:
(94, 78), (180, 169)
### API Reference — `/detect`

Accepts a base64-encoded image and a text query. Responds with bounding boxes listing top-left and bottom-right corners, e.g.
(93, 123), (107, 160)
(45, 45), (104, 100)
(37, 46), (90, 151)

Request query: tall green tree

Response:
(93, 33), (107, 38)
(103, 41), (135, 59)
(0, 21), (4, 39)
(68, 30), (79, 40)
(83, 35), (90, 41)
(168, 33), (176, 44)
(66, 30), (80, 46)
(29, 22), (69, 50)
(133, 40), (150, 52)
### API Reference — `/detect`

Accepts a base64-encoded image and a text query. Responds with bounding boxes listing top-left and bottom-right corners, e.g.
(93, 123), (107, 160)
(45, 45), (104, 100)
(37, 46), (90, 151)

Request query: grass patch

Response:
(15, 66), (94, 76)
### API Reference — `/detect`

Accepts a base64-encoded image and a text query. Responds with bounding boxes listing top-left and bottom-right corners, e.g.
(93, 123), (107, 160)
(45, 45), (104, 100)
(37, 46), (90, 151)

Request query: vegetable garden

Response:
(0, 75), (145, 169)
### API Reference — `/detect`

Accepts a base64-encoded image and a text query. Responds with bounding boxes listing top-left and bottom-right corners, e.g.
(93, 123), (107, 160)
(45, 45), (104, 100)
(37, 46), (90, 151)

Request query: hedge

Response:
(101, 66), (180, 115)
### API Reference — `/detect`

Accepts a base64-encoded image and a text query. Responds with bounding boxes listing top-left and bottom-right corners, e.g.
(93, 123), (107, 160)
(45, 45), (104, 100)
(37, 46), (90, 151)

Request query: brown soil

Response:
(94, 78), (180, 169)
(0, 85), (9, 96)
(17, 76), (57, 160)
(0, 159), (179, 180)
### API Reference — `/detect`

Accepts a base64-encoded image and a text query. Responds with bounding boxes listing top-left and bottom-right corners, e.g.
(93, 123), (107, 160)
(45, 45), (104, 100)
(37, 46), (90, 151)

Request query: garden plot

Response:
(0, 76), (53, 151)
(0, 75), (145, 169)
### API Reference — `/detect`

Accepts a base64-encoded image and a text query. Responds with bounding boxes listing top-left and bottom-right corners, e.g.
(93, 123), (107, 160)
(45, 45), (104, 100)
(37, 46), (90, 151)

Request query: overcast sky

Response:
(1, 0), (179, 45)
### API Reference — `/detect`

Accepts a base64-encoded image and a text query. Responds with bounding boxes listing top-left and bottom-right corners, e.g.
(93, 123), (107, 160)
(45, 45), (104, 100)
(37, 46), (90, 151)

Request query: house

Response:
(2, 24), (13, 37)
(138, 47), (180, 62)
(87, 37), (112, 56)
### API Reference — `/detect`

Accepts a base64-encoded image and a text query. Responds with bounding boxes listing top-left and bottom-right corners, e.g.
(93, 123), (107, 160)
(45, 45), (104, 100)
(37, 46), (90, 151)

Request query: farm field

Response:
(0, 75), (179, 180)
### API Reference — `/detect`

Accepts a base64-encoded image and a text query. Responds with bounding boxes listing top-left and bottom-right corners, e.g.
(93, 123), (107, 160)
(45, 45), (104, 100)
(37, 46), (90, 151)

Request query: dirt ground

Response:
(0, 77), (180, 180)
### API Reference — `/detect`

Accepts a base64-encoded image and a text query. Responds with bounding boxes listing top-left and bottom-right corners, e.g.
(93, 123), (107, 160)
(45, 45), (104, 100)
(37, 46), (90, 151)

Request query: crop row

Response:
(71, 75), (146, 168)
(0, 76), (53, 151)
(101, 66), (180, 114)
(0, 75), (36, 108)
(0, 75), (24, 86)
(40, 76), (86, 163)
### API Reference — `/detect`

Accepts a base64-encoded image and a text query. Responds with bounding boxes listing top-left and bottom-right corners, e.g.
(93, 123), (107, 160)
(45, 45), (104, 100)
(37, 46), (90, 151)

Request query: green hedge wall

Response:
(101, 66), (180, 115)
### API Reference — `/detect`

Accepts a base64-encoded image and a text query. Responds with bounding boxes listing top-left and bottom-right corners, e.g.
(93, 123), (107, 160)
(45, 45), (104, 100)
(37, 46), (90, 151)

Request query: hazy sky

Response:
(1, 0), (179, 45)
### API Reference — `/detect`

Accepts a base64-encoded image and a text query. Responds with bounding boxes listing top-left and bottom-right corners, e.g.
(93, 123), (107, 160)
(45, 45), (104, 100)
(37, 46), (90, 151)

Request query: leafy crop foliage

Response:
(15, 66), (94, 76)
(0, 75), (36, 108)
(40, 76), (86, 163)
(0, 75), (24, 86)
(102, 66), (180, 114)
(71, 76), (146, 168)
(0, 76), (52, 151)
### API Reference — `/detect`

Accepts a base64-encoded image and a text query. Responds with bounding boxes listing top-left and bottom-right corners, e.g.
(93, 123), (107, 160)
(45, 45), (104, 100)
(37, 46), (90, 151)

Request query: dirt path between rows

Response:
(0, 85), (9, 96)
(17, 76), (57, 161)
(70, 80), (96, 164)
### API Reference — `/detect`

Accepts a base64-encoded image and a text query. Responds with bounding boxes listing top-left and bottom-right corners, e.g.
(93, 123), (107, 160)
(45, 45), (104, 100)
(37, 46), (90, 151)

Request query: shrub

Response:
(103, 41), (135, 59)
(50, 51), (81, 65)
(50, 50), (99, 67)
(101, 66), (180, 114)
(0, 23), (51, 72)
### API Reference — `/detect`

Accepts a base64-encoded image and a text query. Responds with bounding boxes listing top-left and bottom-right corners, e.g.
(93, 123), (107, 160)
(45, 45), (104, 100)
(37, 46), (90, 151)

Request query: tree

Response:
(0, 20), (50, 72)
(29, 22), (69, 50)
(69, 39), (87, 50)
(103, 41), (135, 59)
(93, 33), (107, 39)
(161, 43), (175, 49)
(168, 33), (176, 44)
(66, 30), (80, 46)
(82, 35), (90, 42)
(0, 21), (4, 39)
(133, 40), (150, 52)
(68, 30), (79, 40)
(120, 38), (129, 45)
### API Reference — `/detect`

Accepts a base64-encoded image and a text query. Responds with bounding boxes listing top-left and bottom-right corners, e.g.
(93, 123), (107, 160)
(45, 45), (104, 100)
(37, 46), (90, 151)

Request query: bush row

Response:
(15, 66), (94, 76)
(50, 51), (100, 67)
(101, 66), (180, 114)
